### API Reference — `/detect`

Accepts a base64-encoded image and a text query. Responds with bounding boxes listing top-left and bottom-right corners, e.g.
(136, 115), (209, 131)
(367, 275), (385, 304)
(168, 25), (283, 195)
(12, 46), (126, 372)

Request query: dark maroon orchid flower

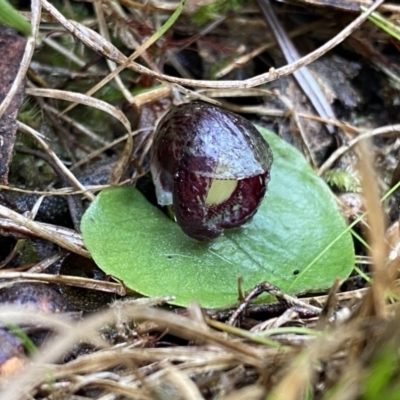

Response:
(151, 102), (273, 241)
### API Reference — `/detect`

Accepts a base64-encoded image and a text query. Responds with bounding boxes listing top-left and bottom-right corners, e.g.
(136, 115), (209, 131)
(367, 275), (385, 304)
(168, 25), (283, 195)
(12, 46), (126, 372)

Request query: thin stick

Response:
(17, 121), (95, 201)
(0, 271), (125, 295)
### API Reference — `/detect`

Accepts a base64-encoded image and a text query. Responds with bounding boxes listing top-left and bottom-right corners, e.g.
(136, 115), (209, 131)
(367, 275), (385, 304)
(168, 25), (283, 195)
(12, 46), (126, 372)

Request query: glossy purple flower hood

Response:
(151, 102), (273, 241)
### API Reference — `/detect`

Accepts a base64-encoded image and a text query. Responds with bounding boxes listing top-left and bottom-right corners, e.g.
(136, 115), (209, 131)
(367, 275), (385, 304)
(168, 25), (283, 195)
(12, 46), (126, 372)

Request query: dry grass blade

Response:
(356, 140), (389, 318)
(0, 306), (75, 330)
(275, 94), (317, 166)
(0, 271), (125, 295)
(267, 352), (313, 400)
(0, 205), (89, 257)
(109, 131), (133, 184)
(159, 361), (205, 400)
(0, 183), (107, 196)
(128, 308), (268, 368)
(219, 385), (266, 400)
(0, 216), (85, 245)
(50, 348), (238, 378)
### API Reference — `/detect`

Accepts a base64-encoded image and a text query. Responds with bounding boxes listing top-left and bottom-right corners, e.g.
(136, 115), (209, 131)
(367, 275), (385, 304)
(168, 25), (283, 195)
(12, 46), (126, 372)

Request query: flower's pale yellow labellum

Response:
(205, 179), (238, 205)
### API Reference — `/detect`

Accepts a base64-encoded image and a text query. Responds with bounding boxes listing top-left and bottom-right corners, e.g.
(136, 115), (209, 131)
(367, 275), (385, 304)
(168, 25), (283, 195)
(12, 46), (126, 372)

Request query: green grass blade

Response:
(361, 6), (400, 42)
(0, 0), (31, 36)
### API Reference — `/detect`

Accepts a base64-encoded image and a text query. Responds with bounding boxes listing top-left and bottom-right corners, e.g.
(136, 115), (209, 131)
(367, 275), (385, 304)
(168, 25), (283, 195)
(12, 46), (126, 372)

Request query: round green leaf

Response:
(81, 126), (354, 308)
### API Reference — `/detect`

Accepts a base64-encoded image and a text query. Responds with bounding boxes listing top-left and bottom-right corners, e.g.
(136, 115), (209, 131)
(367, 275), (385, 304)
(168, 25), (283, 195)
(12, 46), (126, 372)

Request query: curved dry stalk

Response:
(42, 0), (384, 89)
(318, 124), (400, 175)
(24, 88), (131, 134)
